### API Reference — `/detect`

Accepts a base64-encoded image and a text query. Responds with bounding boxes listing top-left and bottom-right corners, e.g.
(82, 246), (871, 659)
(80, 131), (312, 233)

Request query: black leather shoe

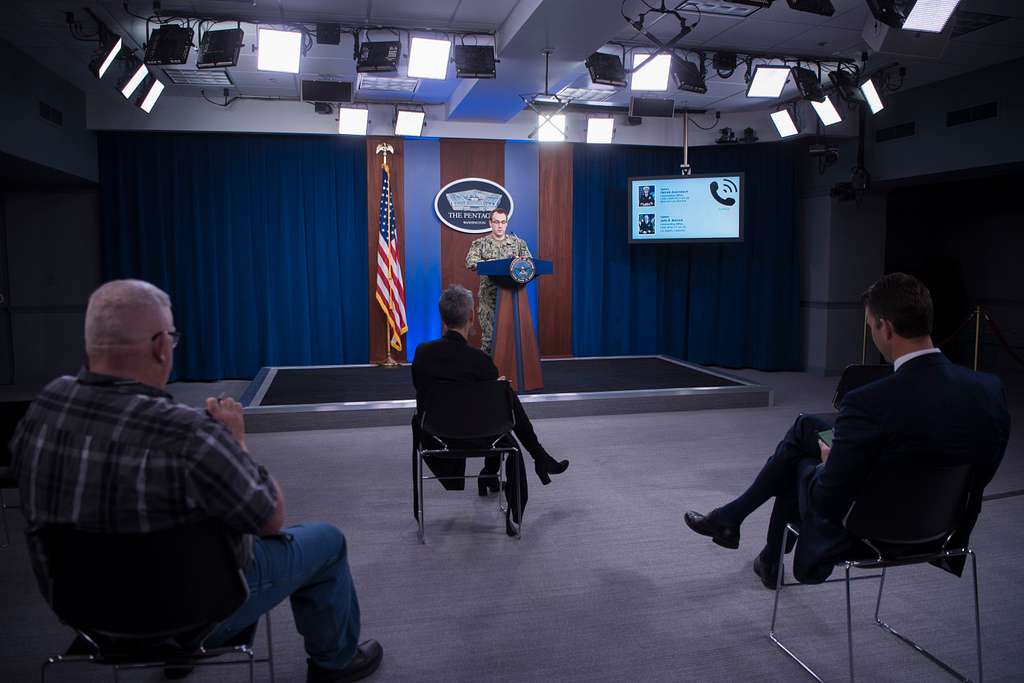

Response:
(307, 640), (383, 683)
(683, 510), (740, 549)
(477, 475), (500, 497)
(534, 455), (569, 485)
(505, 509), (520, 537)
(753, 554), (782, 590)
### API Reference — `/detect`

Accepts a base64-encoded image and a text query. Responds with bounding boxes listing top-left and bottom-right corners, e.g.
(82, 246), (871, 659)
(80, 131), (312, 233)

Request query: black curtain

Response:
(98, 132), (368, 380)
(572, 141), (801, 370)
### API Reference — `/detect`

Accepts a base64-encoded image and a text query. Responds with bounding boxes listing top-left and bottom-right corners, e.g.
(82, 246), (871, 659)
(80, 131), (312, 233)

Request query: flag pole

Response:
(376, 142), (401, 368)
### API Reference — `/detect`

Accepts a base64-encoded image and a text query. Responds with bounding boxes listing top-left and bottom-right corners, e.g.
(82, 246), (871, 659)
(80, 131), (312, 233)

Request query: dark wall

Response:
(885, 171), (1024, 372)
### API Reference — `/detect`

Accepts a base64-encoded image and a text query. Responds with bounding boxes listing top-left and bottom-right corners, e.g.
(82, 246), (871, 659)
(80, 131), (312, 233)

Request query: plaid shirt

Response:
(10, 369), (277, 601)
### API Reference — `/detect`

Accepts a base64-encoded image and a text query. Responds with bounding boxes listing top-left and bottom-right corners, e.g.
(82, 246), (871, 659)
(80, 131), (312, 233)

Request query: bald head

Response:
(85, 279), (172, 352)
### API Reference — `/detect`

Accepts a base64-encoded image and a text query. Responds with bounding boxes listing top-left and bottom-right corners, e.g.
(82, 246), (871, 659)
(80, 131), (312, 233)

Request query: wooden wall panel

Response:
(439, 139), (505, 350)
(538, 145), (573, 357)
(366, 137), (407, 363)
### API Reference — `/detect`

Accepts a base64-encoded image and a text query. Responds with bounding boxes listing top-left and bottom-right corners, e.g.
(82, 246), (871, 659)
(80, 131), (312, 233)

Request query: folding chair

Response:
(0, 399), (30, 548)
(37, 519), (275, 682)
(415, 380), (523, 543)
(832, 364), (892, 410)
(769, 461), (980, 682)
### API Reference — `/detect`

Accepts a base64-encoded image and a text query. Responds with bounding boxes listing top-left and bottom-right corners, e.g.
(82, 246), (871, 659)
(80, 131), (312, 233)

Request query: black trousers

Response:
(717, 412), (836, 560)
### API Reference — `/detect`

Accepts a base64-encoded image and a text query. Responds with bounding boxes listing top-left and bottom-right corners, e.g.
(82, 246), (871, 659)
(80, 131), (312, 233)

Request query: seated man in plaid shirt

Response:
(10, 279), (382, 683)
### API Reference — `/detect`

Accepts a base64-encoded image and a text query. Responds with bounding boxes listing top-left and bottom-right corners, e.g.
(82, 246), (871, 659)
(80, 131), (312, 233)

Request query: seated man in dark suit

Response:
(411, 284), (568, 534)
(11, 279), (382, 683)
(684, 273), (1010, 587)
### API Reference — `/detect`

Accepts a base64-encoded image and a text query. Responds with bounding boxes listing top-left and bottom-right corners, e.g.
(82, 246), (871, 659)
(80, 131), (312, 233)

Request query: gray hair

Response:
(85, 279), (172, 349)
(438, 284), (474, 328)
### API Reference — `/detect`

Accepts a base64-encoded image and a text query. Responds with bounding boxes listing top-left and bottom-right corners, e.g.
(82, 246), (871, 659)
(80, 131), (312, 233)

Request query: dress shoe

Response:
(307, 640), (383, 683)
(534, 455), (569, 485)
(753, 554), (782, 590)
(683, 510), (740, 549)
(477, 475), (500, 497)
(505, 509), (520, 537)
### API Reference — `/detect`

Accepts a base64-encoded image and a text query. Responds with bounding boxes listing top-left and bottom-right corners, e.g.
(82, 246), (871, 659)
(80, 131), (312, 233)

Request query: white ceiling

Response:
(1, 0), (1022, 124)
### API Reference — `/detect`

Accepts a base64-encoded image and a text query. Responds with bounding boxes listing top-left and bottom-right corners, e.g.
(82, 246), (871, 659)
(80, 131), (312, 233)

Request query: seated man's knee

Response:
(296, 522), (347, 561)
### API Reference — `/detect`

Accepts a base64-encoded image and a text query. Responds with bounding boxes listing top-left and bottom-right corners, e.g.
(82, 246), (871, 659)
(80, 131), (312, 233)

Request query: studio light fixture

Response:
(866, 0), (961, 32)
(631, 52), (671, 91)
(356, 41), (400, 73)
(92, 36), (122, 79)
(198, 27), (244, 69)
(586, 52), (626, 87)
(144, 25), (193, 65)
(395, 110), (425, 136)
(338, 107), (369, 135)
(746, 65), (790, 98)
(792, 66), (824, 101)
(408, 36), (451, 80)
(671, 57), (707, 94)
(537, 113), (566, 142)
(257, 28), (302, 73)
(453, 45), (496, 79)
(586, 117), (614, 144)
(860, 77), (885, 113)
(828, 69), (864, 103)
(786, 0), (835, 16)
(136, 75), (165, 113)
(810, 95), (842, 126)
(121, 62), (149, 98)
(770, 109), (799, 138)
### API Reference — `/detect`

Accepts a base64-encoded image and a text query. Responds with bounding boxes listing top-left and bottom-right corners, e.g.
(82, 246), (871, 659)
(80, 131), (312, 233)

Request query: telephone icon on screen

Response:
(710, 179), (737, 206)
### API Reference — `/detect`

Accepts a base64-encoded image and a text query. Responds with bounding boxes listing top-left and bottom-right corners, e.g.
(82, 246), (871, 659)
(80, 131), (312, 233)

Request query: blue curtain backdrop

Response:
(98, 132), (368, 381)
(572, 142), (800, 370)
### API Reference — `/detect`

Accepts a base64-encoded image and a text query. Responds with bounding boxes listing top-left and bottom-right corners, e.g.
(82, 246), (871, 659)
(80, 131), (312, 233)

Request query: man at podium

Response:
(465, 208), (531, 355)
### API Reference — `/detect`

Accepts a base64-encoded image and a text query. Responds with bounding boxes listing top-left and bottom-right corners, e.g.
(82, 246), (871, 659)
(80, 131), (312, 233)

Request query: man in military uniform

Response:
(465, 208), (531, 354)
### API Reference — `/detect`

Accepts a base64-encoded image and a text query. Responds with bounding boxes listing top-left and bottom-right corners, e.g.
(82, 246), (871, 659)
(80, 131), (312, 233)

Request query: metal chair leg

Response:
(845, 564), (855, 682)
(768, 525), (825, 683)
(970, 551), (982, 683)
(265, 609), (276, 683)
(416, 452), (426, 544)
(1, 489), (10, 548)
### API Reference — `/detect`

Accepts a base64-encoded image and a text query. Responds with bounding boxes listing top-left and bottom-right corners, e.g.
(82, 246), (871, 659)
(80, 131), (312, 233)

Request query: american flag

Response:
(375, 161), (407, 351)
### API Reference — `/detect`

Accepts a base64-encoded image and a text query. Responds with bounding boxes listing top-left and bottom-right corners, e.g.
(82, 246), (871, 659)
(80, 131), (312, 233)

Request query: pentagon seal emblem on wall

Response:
(433, 177), (515, 233)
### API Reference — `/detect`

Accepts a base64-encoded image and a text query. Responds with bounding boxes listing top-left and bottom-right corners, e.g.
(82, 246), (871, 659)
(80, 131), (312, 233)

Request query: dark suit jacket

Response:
(794, 352), (1010, 583)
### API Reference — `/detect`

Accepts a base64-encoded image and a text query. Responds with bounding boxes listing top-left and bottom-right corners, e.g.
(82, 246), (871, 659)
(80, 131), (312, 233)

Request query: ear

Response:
(881, 318), (895, 340)
(151, 335), (167, 365)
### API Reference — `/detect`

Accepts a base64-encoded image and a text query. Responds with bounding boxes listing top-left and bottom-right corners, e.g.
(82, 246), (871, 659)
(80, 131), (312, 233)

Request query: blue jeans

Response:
(206, 523), (361, 670)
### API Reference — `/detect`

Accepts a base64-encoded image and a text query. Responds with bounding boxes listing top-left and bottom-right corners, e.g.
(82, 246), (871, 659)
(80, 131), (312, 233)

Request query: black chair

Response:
(832, 364), (892, 410)
(415, 380), (522, 543)
(768, 461), (980, 682)
(0, 399), (31, 548)
(36, 519), (275, 682)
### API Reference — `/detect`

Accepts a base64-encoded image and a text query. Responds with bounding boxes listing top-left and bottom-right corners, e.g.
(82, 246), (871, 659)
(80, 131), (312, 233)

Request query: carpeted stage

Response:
(241, 356), (773, 433)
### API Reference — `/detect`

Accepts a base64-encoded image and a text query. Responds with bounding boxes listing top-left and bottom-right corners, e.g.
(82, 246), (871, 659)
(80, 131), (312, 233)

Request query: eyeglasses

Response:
(150, 330), (181, 348)
(490, 219), (508, 225)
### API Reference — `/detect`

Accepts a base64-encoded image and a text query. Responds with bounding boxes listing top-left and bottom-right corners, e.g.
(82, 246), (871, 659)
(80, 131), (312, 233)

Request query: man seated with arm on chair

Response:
(10, 279), (382, 683)
(683, 272), (1010, 587)
(411, 284), (568, 535)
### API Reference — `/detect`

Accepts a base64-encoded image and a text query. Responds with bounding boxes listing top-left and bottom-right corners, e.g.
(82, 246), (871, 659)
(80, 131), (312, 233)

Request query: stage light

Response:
(860, 77), (885, 113)
(586, 52), (626, 87)
(792, 66), (824, 101)
(746, 65), (790, 98)
(395, 110), (425, 136)
(93, 36), (122, 79)
(866, 0), (961, 32)
(770, 109), (799, 138)
(136, 75), (165, 113)
(671, 57), (707, 94)
(828, 69), (864, 104)
(144, 25), (193, 65)
(786, 0), (834, 16)
(257, 28), (301, 73)
(631, 52), (671, 91)
(121, 62), (148, 98)
(810, 96), (842, 126)
(537, 113), (566, 142)
(454, 45), (496, 79)
(356, 41), (400, 73)
(586, 117), (614, 144)
(338, 107), (368, 135)
(198, 27), (244, 69)
(408, 36), (451, 80)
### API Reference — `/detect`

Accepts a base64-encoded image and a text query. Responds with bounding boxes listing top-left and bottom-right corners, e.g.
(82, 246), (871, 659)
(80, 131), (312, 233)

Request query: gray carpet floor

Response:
(1, 368), (1022, 682)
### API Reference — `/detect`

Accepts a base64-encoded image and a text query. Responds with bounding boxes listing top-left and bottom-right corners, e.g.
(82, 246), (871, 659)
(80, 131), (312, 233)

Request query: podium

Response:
(476, 258), (553, 392)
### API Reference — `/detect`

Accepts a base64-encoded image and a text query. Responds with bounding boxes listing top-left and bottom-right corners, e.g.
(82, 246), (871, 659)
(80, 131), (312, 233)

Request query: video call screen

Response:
(629, 173), (744, 244)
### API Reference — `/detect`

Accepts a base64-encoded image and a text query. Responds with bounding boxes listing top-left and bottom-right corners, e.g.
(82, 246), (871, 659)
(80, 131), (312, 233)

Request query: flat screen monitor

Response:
(628, 173), (744, 244)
